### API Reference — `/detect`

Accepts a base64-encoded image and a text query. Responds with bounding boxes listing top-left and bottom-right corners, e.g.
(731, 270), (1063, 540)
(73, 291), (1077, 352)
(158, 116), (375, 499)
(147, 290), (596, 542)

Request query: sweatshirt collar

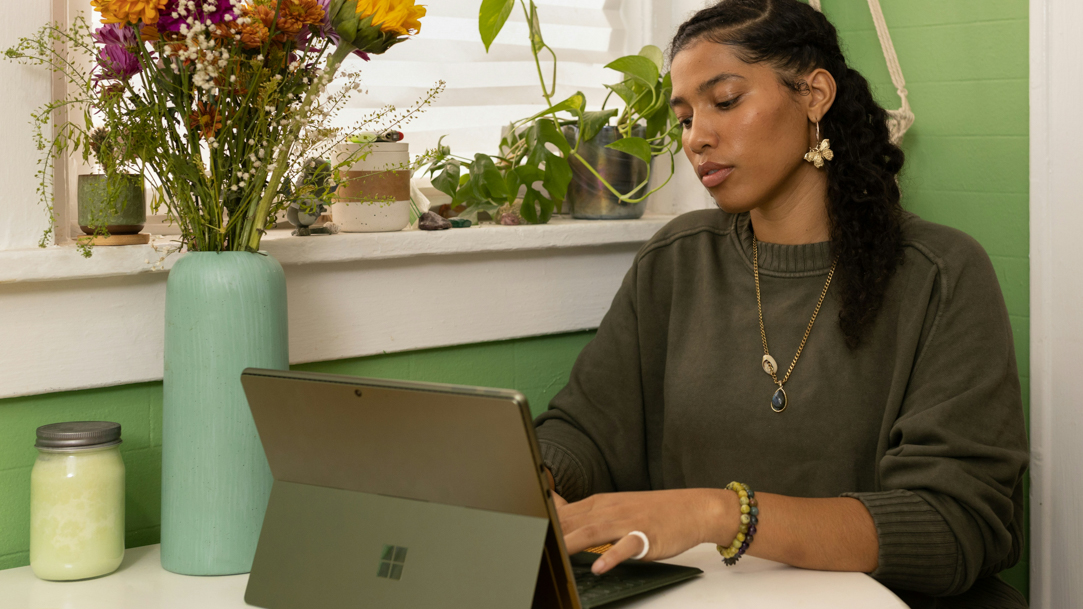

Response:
(733, 213), (834, 275)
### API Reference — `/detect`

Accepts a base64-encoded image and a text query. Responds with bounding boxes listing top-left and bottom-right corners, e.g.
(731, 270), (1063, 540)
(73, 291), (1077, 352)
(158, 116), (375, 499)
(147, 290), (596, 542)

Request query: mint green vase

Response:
(161, 251), (288, 575)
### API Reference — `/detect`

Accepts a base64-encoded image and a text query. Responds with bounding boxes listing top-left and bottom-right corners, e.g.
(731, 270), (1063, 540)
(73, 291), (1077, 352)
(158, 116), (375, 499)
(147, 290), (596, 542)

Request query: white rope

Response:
(866, 0), (914, 144)
(807, 0), (914, 145)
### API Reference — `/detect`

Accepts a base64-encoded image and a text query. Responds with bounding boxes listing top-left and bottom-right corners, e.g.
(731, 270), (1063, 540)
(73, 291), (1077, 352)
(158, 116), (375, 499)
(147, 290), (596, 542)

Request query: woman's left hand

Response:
(557, 488), (738, 575)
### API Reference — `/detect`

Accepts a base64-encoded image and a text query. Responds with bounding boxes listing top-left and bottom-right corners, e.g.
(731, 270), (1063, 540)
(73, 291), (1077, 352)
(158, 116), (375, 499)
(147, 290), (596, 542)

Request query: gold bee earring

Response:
(804, 122), (834, 169)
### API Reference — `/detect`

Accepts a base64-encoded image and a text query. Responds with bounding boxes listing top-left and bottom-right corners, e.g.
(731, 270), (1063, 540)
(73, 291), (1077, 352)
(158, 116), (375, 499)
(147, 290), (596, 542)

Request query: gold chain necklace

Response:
(753, 235), (839, 413)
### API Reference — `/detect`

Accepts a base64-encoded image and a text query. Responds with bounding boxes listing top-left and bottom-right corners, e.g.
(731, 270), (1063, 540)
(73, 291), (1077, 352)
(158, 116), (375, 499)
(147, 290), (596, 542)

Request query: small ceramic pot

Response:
(332, 142), (411, 232)
(77, 174), (146, 235)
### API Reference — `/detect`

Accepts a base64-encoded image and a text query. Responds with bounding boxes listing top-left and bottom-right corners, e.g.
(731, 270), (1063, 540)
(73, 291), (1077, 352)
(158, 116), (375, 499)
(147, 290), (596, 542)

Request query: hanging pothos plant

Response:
(422, 0), (681, 225)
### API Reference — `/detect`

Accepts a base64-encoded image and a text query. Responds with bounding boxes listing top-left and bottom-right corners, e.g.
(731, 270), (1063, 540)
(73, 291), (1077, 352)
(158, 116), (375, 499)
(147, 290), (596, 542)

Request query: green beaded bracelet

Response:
(716, 481), (759, 566)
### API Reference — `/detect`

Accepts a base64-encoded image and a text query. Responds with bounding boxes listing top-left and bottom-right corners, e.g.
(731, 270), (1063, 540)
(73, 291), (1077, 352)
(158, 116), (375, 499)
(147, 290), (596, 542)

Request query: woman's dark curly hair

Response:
(668, 0), (906, 349)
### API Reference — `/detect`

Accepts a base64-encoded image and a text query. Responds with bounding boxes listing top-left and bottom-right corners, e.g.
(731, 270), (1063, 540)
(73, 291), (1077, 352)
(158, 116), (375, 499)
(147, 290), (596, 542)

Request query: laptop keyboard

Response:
(572, 562), (660, 606)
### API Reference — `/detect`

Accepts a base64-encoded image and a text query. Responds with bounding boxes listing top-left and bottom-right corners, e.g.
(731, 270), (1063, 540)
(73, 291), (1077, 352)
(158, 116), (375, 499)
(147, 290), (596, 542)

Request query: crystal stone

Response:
(771, 387), (787, 413)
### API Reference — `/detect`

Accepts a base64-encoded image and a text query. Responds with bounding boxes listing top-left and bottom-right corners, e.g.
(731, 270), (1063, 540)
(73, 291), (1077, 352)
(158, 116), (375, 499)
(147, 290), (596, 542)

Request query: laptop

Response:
(239, 368), (702, 608)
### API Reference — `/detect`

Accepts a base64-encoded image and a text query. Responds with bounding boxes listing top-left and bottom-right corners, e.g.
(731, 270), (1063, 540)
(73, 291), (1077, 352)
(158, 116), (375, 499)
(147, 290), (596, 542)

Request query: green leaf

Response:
(504, 168), (522, 203)
(474, 153), (508, 199)
(638, 45), (664, 72)
(645, 104), (669, 142)
(432, 161), (460, 199)
(536, 195), (554, 223)
(605, 55), (659, 88)
(519, 189), (540, 224)
(526, 92), (586, 123)
(535, 118), (571, 155)
(605, 136), (653, 163)
(528, 3), (544, 53)
(526, 129), (549, 167)
(605, 82), (636, 107)
(456, 201), (502, 224)
(478, 0), (515, 52)
(514, 164), (543, 186)
(631, 85), (658, 118)
(542, 152), (572, 202)
(333, 0), (360, 42)
(520, 187), (555, 224)
(580, 109), (618, 143)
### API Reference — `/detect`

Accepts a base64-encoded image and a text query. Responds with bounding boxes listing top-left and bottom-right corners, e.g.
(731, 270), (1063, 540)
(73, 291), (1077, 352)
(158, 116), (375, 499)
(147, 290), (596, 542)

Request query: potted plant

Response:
(77, 127), (146, 252)
(421, 0), (681, 223)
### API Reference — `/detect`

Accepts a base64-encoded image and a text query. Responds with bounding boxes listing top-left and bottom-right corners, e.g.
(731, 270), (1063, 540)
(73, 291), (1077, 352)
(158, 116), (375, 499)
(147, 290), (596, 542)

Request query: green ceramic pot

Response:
(77, 174), (146, 235)
(161, 251), (289, 575)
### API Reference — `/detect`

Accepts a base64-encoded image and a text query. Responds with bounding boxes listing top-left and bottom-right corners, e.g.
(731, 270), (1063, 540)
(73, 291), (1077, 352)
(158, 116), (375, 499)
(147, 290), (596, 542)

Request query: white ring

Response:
(627, 530), (649, 560)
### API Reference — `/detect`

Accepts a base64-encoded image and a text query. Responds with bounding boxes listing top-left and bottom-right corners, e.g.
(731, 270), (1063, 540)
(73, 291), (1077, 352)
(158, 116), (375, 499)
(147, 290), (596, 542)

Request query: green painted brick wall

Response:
(0, 331), (596, 573)
(0, 0), (1030, 600)
(821, 0), (1030, 598)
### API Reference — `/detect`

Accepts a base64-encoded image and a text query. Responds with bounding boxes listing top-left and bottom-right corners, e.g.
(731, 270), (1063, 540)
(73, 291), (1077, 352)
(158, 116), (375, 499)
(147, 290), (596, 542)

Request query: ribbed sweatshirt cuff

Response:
(842, 488), (962, 595)
(539, 440), (591, 503)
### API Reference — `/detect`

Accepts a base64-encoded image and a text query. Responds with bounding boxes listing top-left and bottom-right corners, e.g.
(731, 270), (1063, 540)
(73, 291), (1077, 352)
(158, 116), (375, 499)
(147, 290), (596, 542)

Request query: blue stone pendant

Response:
(771, 386), (788, 413)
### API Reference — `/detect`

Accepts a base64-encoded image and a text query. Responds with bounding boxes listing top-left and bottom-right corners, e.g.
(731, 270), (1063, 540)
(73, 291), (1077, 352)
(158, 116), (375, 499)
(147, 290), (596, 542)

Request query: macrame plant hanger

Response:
(808, 0), (914, 145)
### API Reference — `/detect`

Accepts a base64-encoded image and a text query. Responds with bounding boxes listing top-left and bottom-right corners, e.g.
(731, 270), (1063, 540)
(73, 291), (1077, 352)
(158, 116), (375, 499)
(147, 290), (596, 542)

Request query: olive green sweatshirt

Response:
(534, 210), (1029, 608)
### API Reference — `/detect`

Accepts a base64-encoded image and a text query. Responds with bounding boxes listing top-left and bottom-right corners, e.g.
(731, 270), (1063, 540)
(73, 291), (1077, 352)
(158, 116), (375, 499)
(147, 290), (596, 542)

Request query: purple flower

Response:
(158, 0), (237, 33)
(96, 44), (142, 82)
(93, 23), (139, 48)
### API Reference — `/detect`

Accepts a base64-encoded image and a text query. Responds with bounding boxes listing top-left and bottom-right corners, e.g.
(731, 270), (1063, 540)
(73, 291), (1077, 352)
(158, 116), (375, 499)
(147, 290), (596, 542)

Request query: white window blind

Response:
(335, 0), (635, 161)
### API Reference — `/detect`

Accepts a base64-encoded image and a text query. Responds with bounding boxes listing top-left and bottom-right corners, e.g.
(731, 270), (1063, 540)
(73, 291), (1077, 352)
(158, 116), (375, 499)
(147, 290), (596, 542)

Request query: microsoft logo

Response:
(377, 545), (408, 581)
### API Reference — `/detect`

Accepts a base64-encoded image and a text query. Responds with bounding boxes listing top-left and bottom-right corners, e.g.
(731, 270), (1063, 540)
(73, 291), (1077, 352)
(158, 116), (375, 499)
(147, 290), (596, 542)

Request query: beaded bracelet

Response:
(716, 481), (759, 566)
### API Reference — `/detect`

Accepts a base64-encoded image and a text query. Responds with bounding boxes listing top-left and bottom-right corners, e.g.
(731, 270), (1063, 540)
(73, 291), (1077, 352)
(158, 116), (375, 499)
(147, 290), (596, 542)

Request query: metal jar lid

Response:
(35, 421), (122, 449)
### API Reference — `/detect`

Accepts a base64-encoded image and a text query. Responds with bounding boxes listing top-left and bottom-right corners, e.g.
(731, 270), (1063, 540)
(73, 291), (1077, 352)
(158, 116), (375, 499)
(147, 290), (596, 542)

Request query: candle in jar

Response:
(30, 422), (125, 581)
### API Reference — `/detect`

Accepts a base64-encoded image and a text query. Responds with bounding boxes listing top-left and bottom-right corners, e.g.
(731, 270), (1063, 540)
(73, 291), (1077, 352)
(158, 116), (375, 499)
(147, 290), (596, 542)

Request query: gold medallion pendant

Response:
(761, 354), (778, 376)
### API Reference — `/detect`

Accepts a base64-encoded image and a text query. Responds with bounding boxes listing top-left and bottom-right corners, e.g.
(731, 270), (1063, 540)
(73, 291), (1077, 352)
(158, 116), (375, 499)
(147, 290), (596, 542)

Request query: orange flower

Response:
(140, 24), (160, 42)
(188, 101), (223, 139)
(91, 0), (169, 25)
(280, 0), (326, 31)
(239, 6), (273, 48)
(355, 0), (425, 36)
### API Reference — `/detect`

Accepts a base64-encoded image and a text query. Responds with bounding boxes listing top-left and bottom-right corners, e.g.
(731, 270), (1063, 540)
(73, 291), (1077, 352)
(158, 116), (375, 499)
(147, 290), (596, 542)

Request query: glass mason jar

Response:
(30, 421), (125, 581)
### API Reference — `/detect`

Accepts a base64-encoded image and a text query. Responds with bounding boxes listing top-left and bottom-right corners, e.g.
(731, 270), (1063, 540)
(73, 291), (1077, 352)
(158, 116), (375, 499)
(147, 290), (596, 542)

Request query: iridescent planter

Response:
(562, 125), (650, 220)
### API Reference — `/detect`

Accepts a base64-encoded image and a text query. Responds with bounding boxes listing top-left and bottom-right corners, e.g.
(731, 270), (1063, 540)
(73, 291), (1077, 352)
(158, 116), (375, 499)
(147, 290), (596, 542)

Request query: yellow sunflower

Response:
(91, 0), (169, 25)
(355, 0), (425, 36)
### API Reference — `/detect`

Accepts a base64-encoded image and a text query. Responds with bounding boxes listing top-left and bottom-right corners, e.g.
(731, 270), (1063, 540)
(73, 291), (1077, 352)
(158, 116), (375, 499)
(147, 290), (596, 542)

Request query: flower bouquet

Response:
(5, 0), (427, 253)
(7, 0), (434, 576)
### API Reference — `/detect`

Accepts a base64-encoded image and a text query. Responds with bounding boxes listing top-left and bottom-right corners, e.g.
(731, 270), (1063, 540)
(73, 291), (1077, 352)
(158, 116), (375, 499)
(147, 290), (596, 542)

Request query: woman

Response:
(533, 0), (1029, 607)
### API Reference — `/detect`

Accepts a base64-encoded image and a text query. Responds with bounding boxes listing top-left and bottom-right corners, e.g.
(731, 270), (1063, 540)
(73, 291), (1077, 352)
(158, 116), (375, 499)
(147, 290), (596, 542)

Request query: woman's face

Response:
(669, 40), (816, 215)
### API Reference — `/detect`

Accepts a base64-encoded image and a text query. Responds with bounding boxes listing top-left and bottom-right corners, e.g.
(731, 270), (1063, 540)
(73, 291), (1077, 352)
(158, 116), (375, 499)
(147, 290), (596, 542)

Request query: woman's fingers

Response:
(562, 518), (633, 555)
(591, 532), (649, 575)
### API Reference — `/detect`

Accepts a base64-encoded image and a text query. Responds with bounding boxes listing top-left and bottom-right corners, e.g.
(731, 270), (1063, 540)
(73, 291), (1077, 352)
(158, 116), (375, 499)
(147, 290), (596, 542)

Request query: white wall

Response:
(1029, 0), (1083, 606)
(0, 2), (54, 250)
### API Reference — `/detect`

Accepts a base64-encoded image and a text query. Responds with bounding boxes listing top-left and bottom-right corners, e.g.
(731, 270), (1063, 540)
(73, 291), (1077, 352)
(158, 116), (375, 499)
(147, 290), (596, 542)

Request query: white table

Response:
(0, 544), (908, 609)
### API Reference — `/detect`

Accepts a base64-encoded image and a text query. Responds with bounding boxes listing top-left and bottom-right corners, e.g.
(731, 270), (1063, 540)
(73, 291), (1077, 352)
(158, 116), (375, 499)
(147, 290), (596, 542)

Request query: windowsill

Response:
(0, 215), (675, 284)
(0, 215), (675, 399)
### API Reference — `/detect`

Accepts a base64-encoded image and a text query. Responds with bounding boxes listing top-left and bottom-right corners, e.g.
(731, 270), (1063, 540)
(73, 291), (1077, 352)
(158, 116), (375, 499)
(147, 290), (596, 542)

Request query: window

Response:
(32, 0), (663, 245)
(336, 0), (644, 161)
